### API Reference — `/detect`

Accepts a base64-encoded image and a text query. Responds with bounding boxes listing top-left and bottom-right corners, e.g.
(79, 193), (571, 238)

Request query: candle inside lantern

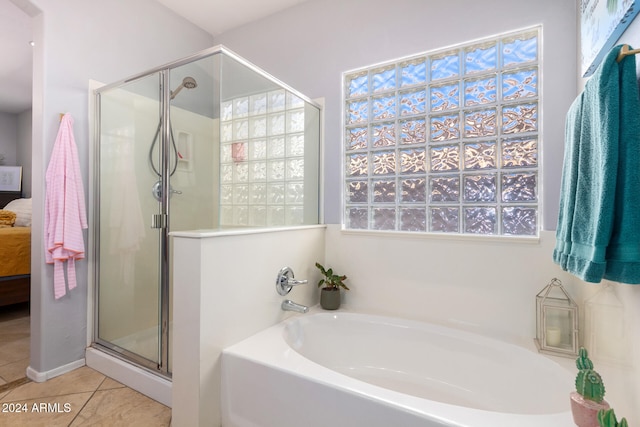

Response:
(546, 327), (562, 347)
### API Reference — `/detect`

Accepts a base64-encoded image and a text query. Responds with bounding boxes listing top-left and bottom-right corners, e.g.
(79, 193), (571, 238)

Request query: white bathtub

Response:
(221, 312), (574, 427)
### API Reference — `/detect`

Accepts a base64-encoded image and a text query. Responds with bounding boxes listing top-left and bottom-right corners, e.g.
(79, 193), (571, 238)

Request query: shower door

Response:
(94, 54), (219, 376)
(95, 71), (167, 373)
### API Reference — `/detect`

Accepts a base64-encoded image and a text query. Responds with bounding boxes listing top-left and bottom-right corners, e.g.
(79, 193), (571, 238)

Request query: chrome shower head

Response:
(170, 76), (198, 100)
(182, 76), (197, 89)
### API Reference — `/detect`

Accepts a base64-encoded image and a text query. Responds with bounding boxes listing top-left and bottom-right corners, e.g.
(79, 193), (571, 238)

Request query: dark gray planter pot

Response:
(320, 288), (341, 310)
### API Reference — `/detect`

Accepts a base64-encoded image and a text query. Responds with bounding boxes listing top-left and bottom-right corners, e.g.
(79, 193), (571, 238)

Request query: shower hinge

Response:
(151, 213), (167, 229)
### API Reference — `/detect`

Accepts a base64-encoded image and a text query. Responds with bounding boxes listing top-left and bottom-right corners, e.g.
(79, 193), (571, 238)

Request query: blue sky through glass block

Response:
(431, 84), (459, 111)
(502, 35), (537, 67)
(399, 90), (426, 116)
(502, 69), (537, 100)
(347, 100), (368, 124)
(401, 61), (427, 86)
(465, 44), (497, 74)
(348, 74), (368, 97)
(372, 95), (396, 120)
(464, 76), (496, 106)
(372, 68), (396, 92)
(431, 53), (460, 80)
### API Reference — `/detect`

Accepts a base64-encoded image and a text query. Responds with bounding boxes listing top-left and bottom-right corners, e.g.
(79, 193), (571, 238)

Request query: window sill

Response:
(340, 227), (541, 244)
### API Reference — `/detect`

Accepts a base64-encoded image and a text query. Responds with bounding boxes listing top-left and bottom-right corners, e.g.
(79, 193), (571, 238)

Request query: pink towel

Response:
(45, 113), (88, 299)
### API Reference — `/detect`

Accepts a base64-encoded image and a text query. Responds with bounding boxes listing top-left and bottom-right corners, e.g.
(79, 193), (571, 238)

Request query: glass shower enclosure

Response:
(93, 46), (321, 377)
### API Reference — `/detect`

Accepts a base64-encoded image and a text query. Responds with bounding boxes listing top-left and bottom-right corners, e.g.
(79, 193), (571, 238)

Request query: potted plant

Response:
(598, 408), (628, 427)
(315, 262), (349, 310)
(570, 347), (610, 427)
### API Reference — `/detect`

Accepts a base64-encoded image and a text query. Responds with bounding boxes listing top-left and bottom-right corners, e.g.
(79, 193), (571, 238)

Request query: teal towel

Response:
(554, 45), (640, 284)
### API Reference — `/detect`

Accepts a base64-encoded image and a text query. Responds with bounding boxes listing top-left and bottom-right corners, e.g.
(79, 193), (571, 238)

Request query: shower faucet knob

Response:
(151, 180), (182, 201)
(276, 267), (308, 296)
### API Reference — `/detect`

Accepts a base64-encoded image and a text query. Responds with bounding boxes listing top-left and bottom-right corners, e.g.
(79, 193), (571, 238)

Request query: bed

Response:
(0, 192), (31, 306)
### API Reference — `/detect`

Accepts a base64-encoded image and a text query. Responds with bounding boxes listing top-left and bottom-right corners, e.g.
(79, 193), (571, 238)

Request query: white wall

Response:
(20, 0), (214, 378)
(17, 109), (32, 196)
(324, 227), (568, 339)
(0, 109), (32, 196)
(0, 112), (18, 166)
(172, 226), (325, 426)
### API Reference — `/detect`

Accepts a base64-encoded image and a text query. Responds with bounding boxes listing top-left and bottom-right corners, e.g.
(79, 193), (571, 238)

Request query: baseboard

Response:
(26, 358), (86, 383)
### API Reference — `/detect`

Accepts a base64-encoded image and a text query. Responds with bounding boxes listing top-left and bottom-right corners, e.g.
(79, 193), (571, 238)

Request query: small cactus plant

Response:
(575, 347), (606, 403)
(598, 408), (628, 427)
(576, 347), (594, 370)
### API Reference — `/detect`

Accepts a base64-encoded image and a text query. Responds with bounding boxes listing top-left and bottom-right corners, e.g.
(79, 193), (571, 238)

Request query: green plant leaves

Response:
(315, 262), (350, 290)
(598, 408), (629, 427)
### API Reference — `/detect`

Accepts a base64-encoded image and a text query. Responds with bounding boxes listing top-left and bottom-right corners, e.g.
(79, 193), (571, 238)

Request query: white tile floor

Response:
(0, 303), (171, 426)
(0, 303), (29, 387)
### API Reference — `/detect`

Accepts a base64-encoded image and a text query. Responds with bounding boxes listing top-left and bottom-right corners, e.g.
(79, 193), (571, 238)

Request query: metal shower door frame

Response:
(91, 69), (173, 377)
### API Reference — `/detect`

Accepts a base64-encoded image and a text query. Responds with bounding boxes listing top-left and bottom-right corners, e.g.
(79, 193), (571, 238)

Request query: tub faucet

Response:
(276, 267), (309, 313)
(281, 299), (309, 313)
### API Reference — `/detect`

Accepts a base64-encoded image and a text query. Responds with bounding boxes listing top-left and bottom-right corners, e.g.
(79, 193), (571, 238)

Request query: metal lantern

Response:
(535, 278), (579, 357)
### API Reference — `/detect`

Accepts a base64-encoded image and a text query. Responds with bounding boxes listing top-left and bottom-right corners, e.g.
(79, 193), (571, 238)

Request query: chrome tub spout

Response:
(281, 299), (308, 313)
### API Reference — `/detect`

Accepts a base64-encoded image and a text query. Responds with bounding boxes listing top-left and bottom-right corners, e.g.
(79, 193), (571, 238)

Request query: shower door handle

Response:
(151, 213), (167, 229)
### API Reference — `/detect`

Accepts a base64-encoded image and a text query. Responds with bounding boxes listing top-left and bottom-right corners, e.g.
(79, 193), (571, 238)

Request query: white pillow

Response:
(4, 198), (32, 227)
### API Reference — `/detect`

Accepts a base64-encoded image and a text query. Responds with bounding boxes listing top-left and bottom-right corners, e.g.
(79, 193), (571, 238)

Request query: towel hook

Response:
(617, 44), (640, 62)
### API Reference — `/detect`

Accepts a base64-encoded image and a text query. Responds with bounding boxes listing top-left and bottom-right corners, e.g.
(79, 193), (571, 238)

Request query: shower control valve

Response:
(152, 180), (182, 202)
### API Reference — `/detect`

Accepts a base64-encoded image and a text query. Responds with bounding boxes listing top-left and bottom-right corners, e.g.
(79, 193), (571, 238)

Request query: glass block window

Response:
(221, 90), (306, 227)
(343, 27), (540, 236)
